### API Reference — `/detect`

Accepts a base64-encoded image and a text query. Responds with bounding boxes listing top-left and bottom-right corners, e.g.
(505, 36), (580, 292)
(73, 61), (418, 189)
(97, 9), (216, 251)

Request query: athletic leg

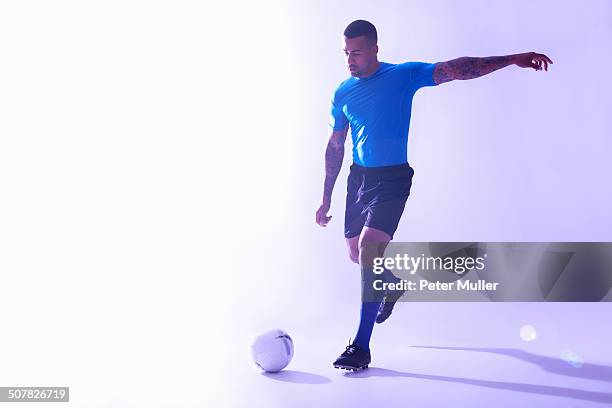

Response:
(334, 226), (389, 371)
(352, 226), (390, 351)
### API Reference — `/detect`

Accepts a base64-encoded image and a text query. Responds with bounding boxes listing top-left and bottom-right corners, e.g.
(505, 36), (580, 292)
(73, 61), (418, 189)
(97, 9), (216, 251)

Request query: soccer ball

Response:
(250, 329), (294, 372)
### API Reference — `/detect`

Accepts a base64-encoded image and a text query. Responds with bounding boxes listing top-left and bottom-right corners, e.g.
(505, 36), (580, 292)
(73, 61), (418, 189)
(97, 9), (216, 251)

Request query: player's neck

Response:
(359, 60), (381, 79)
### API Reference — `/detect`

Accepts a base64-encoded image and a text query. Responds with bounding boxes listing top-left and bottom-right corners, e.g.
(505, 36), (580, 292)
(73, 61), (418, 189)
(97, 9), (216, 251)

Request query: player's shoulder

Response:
(337, 76), (356, 90)
(385, 61), (421, 78)
(331, 76), (356, 100)
(395, 61), (435, 71)
(393, 61), (438, 83)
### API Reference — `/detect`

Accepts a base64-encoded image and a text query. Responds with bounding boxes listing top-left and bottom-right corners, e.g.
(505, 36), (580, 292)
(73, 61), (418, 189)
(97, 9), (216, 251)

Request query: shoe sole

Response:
(375, 303), (395, 324)
(376, 290), (406, 324)
(375, 311), (391, 324)
(333, 364), (369, 372)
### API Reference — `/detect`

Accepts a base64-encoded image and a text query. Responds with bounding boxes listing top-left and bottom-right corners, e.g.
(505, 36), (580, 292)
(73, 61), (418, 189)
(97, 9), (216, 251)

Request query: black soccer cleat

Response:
(333, 342), (371, 371)
(375, 289), (405, 324)
(375, 298), (395, 324)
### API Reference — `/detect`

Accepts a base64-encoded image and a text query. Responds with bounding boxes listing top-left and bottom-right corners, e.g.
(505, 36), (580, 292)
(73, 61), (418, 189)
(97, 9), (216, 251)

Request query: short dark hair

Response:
(344, 20), (377, 45)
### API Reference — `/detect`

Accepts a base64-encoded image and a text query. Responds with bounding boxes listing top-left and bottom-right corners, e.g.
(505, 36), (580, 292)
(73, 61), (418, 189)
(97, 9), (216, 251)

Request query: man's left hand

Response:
(514, 52), (553, 71)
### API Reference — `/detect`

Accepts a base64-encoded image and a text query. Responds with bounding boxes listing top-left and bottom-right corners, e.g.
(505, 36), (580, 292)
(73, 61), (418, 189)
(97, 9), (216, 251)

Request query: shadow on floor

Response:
(262, 370), (332, 384)
(410, 345), (612, 383)
(342, 367), (612, 404)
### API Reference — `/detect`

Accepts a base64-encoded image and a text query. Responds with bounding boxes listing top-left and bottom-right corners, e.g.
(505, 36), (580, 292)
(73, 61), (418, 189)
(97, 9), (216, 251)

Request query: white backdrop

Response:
(1, 0), (611, 406)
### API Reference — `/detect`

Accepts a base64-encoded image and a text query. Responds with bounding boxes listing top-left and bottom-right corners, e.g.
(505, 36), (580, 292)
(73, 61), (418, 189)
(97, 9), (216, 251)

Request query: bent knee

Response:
(347, 246), (360, 264)
(346, 236), (360, 265)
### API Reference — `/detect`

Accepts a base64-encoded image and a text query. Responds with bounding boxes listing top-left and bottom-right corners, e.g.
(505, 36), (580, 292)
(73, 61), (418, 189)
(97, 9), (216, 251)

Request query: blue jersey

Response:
(329, 61), (437, 167)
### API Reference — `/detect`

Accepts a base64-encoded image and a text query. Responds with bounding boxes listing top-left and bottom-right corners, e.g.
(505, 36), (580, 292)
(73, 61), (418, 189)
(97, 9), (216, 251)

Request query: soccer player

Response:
(315, 19), (552, 371)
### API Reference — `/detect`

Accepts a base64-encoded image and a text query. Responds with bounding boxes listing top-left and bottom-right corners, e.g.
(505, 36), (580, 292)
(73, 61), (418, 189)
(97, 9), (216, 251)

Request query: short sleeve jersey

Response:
(329, 61), (437, 167)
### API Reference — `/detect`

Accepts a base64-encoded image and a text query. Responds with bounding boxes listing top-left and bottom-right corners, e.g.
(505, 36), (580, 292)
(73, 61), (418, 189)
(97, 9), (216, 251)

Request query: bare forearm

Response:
(322, 141), (344, 204)
(446, 55), (516, 80)
(433, 51), (552, 85)
(433, 54), (523, 84)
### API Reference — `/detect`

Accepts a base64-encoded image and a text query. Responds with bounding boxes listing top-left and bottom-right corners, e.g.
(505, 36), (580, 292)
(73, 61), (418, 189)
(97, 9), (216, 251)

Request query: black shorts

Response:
(344, 162), (414, 240)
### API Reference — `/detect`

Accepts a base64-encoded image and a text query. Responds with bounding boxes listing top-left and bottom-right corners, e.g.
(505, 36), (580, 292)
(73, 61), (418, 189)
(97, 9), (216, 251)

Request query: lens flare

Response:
(561, 350), (584, 368)
(519, 325), (537, 341)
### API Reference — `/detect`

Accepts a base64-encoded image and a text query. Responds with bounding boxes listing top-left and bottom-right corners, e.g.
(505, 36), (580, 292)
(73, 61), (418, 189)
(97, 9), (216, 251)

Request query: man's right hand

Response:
(316, 201), (332, 227)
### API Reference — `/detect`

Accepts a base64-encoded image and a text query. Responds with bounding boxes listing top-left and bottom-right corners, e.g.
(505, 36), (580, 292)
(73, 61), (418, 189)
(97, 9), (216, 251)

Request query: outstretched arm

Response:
(433, 52), (553, 85)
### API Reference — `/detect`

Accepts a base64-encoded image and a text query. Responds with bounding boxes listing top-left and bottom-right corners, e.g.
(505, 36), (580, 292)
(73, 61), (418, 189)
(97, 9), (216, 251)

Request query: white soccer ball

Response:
(250, 329), (294, 372)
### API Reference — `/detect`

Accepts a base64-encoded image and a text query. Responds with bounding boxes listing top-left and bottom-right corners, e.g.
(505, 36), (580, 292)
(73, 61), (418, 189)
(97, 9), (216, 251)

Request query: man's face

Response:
(343, 35), (378, 78)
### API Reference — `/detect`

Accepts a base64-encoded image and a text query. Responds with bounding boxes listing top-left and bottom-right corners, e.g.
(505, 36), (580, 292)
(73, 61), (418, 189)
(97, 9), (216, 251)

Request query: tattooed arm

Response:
(316, 126), (348, 227)
(433, 52), (553, 85)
